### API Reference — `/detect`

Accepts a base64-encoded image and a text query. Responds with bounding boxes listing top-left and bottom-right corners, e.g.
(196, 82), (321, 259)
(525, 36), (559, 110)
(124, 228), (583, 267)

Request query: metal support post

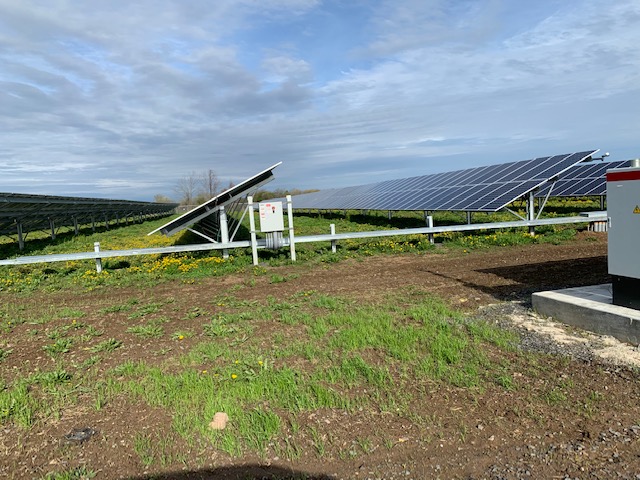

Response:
(50, 219), (56, 240)
(91, 215), (96, 232)
(528, 191), (535, 236)
(94, 242), (103, 273)
(73, 217), (79, 235)
(427, 215), (434, 244)
(466, 212), (472, 225)
(17, 222), (24, 250)
(247, 196), (259, 266)
(388, 211), (392, 220)
(330, 224), (337, 253)
(286, 195), (296, 262)
(219, 206), (230, 260)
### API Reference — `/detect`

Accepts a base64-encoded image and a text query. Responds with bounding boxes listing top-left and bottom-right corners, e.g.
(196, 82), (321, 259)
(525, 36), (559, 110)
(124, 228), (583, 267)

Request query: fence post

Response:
(286, 195), (296, 262)
(247, 196), (259, 266)
(94, 242), (103, 273)
(219, 206), (230, 260)
(330, 224), (337, 253)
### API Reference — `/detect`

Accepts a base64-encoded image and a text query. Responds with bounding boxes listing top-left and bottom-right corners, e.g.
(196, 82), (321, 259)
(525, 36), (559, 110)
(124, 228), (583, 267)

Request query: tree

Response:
(174, 173), (199, 205)
(153, 194), (175, 204)
(199, 169), (221, 200)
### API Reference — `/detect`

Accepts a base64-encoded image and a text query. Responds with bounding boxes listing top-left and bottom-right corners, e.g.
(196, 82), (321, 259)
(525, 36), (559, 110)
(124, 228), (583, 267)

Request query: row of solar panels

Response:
(0, 193), (177, 237)
(536, 160), (629, 197)
(284, 151), (626, 213)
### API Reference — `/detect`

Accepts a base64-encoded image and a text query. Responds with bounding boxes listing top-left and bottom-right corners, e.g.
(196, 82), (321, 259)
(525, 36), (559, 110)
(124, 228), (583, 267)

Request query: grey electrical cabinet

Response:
(607, 166), (640, 310)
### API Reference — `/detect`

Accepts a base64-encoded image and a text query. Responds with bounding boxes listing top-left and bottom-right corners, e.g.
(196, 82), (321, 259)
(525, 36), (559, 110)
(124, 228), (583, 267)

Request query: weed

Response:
(41, 466), (96, 480)
(357, 436), (374, 453)
(183, 307), (207, 320)
(496, 374), (516, 391)
(0, 347), (11, 362)
(544, 387), (568, 405)
(203, 318), (237, 337)
(171, 331), (193, 341)
(308, 426), (326, 457)
(133, 432), (155, 467)
(128, 302), (164, 319)
(43, 338), (73, 356)
(100, 303), (133, 314)
(90, 338), (122, 353)
(84, 325), (103, 337)
(127, 324), (164, 338)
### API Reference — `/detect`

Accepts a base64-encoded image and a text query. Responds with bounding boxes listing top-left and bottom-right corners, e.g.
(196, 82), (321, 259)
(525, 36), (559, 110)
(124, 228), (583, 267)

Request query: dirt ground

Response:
(2, 231), (640, 479)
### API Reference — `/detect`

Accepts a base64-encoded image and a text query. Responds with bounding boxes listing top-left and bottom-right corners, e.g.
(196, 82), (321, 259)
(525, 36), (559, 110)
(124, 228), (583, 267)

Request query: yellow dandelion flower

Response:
(231, 374), (237, 379)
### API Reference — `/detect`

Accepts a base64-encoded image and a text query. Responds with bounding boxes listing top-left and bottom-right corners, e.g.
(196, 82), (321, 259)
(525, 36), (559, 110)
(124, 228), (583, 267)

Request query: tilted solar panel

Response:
(535, 160), (630, 197)
(149, 163), (281, 237)
(288, 150), (598, 212)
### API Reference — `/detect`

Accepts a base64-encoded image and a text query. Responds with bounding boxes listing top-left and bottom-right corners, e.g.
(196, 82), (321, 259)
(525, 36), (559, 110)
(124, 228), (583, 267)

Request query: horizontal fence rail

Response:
(0, 214), (606, 268)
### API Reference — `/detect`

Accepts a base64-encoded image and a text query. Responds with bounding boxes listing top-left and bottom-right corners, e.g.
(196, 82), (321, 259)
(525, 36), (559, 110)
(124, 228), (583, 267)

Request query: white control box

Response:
(259, 201), (285, 233)
(607, 166), (640, 309)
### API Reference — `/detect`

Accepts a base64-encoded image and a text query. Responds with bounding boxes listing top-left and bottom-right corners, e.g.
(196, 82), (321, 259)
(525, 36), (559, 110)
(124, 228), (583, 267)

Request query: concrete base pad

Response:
(532, 284), (640, 346)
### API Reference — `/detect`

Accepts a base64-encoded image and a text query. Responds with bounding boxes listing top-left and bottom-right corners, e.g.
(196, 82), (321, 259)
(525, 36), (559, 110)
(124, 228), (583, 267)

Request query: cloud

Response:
(0, 0), (638, 200)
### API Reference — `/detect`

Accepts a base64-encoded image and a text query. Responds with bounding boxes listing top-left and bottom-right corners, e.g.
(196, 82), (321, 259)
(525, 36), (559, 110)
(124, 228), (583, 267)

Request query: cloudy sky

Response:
(1, 0), (639, 201)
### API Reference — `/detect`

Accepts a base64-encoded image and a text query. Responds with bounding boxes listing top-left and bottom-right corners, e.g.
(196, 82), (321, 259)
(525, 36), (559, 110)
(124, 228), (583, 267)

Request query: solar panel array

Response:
(0, 193), (177, 239)
(535, 160), (630, 198)
(287, 151), (598, 212)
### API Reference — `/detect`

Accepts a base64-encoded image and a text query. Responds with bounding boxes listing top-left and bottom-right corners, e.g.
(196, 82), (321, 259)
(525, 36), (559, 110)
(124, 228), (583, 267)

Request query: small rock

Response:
(64, 427), (96, 444)
(209, 412), (229, 430)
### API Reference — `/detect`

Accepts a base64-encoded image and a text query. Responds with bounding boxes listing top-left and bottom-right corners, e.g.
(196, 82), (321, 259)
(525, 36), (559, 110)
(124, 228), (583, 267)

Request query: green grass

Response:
(51, 290), (518, 462)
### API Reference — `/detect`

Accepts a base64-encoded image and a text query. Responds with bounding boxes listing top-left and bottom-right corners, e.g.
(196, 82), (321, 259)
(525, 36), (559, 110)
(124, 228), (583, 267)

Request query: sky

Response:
(1, 0), (639, 201)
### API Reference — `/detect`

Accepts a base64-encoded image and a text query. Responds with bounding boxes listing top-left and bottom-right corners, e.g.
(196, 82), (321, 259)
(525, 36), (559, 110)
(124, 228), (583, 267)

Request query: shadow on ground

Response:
(426, 255), (609, 304)
(127, 464), (334, 480)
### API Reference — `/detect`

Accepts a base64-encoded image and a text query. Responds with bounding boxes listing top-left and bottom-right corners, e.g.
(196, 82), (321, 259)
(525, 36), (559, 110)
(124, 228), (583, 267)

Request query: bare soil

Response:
(3, 231), (640, 479)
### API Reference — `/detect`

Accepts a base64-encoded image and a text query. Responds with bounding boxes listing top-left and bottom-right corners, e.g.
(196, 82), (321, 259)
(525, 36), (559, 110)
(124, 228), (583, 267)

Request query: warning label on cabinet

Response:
(634, 205), (640, 214)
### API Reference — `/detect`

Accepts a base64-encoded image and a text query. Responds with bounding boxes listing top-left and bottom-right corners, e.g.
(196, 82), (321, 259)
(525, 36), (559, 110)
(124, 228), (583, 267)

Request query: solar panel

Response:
(149, 163), (281, 238)
(535, 160), (630, 198)
(0, 193), (177, 249)
(287, 150), (598, 212)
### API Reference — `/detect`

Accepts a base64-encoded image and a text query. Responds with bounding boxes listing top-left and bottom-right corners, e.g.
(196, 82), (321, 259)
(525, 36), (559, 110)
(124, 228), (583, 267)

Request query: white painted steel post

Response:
(94, 242), (103, 273)
(528, 191), (535, 236)
(219, 206), (230, 260)
(247, 196), (259, 266)
(330, 224), (336, 253)
(286, 195), (296, 262)
(427, 216), (434, 244)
